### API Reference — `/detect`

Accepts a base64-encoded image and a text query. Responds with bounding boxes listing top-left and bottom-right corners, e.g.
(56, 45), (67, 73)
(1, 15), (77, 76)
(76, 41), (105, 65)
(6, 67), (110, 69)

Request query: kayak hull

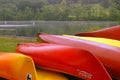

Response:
(75, 25), (120, 40)
(37, 33), (120, 79)
(37, 68), (68, 80)
(16, 43), (111, 80)
(0, 52), (37, 80)
(63, 35), (120, 48)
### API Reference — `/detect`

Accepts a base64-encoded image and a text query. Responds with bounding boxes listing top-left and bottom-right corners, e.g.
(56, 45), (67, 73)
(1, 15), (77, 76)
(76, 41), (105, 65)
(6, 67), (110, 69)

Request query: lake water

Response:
(0, 21), (119, 37)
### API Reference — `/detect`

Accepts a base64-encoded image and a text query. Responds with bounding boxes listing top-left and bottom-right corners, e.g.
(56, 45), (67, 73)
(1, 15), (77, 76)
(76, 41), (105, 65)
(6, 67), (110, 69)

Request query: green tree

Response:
(34, 8), (43, 20)
(0, 3), (17, 20)
(16, 7), (34, 20)
(109, 6), (120, 20)
(112, 0), (120, 10)
(40, 5), (56, 20)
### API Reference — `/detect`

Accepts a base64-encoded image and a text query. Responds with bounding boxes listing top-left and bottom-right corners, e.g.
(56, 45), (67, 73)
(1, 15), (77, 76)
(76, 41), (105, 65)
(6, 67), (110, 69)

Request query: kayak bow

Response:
(75, 25), (120, 40)
(16, 43), (111, 80)
(0, 52), (37, 80)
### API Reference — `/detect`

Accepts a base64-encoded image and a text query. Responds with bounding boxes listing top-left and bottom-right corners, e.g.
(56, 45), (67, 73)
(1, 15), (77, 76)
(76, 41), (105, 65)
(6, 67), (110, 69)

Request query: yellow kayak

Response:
(37, 68), (68, 80)
(63, 35), (120, 48)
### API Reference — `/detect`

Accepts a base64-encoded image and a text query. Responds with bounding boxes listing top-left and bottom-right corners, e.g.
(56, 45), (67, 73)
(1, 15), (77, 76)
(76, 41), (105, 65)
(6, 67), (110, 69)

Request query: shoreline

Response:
(0, 35), (35, 40)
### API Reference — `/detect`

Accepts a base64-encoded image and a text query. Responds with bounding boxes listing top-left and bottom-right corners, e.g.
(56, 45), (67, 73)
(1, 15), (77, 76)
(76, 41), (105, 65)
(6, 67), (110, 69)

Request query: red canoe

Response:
(16, 43), (111, 80)
(75, 25), (120, 40)
(37, 33), (120, 79)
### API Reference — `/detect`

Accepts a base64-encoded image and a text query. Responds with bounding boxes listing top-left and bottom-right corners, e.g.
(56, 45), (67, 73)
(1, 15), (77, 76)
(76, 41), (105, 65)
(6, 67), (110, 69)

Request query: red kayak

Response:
(75, 25), (120, 40)
(37, 33), (120, 79)
(16, 43), (111, 80)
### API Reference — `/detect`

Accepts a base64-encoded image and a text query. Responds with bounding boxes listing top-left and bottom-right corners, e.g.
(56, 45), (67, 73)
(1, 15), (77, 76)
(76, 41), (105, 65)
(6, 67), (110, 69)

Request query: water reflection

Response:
(0, 21), (118, 37)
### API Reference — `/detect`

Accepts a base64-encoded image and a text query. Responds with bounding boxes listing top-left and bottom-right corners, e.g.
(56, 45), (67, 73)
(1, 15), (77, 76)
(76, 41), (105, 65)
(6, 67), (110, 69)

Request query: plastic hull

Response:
(0, 52), (37, 80)
(63, 35), (120, 48)
(75, 25), (120, 40)
(16, 43), (111, 80)
(36, 68), (68, 80)
(37, 33), (120, 79)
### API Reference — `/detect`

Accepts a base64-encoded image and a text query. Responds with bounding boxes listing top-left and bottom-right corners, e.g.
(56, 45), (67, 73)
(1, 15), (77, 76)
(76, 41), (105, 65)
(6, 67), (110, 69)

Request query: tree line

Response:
(0, 0), (119, 21)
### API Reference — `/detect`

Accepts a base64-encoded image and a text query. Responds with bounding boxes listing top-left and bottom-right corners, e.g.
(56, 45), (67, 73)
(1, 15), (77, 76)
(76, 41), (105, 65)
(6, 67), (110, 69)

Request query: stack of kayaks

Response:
(36, 25), (120, 80)
(0, 25), (120, 80)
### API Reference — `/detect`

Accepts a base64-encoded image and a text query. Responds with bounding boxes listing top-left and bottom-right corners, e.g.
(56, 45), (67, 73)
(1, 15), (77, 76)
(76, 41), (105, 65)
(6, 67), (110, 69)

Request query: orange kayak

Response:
(0, 52), (68, 80)
(37, 33), (120, 79)
(75, 25), (120, 40)
(16, 43), (111, 80)
(0, 52), (37, 80)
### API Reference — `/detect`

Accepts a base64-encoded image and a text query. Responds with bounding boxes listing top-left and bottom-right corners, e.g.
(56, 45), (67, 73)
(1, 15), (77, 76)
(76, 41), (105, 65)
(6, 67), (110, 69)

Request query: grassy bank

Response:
(0, 36), (37, 52)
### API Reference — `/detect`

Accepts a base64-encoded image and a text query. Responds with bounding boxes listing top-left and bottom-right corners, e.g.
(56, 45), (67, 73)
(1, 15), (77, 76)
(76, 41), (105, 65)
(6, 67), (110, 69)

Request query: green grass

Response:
(0, 36), (37, 52)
